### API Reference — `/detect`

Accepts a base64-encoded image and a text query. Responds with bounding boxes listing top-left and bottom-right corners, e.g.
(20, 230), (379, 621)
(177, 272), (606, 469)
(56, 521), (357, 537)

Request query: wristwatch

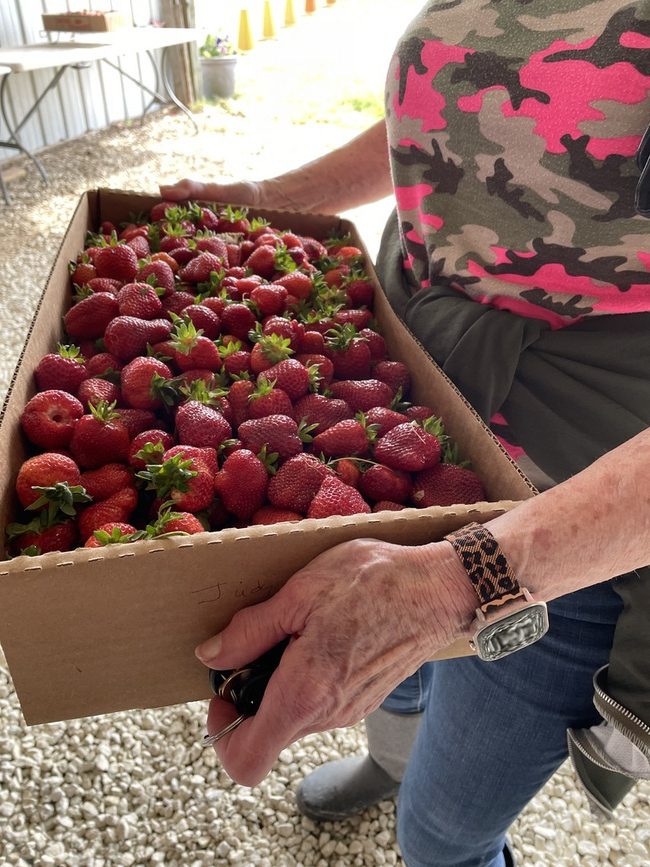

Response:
(444, 522), (549, 661)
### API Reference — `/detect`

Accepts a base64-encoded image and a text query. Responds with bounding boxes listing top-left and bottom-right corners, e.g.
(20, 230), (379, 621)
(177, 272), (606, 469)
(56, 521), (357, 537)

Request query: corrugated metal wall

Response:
(0, 0), (164, 163)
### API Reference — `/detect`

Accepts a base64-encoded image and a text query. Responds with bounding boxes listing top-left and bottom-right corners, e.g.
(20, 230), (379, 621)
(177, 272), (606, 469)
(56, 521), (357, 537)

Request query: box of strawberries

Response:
(0, 189), (534, 725)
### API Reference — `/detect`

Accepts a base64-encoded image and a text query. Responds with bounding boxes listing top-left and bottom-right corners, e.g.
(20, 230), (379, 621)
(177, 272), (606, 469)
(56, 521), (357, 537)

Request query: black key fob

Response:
(208, 637), (290, 717)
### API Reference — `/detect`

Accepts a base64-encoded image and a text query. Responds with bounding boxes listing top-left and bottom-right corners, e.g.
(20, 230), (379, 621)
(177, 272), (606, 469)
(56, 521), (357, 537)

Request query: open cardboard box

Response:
(0, 190), (535, 725)
(42, 12), (127, 33)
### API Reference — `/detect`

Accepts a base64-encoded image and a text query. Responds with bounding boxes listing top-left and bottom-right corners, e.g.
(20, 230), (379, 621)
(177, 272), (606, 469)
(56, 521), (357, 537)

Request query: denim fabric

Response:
(382, 582), (623, 867)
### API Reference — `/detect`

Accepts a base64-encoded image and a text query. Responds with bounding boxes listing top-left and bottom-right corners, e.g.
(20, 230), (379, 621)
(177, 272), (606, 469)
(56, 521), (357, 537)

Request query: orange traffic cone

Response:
(285, 0), (297, 26)
(326, 0), (336, 5)
(262, 0), (277, 39)
(305, 0), (317, 13)
(238, 8), (255, 52)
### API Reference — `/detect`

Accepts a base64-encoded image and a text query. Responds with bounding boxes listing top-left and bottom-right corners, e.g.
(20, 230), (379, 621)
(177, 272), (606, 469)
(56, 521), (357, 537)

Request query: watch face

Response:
(474, 603), (549, 661)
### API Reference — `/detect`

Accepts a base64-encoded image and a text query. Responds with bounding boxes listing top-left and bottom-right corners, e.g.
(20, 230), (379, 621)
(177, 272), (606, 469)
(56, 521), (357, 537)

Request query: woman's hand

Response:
(159, 178), (264, 207)
(196, 538), (475, 786)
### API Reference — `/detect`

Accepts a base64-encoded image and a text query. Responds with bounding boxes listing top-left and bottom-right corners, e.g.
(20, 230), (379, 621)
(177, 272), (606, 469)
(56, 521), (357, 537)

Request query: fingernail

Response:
(196, 633), (221, 663)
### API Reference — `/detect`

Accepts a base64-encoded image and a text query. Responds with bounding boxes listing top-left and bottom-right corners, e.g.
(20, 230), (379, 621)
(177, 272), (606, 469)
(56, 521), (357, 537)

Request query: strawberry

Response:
(94, 243), (138, 282)
(216, 206), (251, 234)
(127, 235), (150, 261)
(85, 352), (122, 378)
(161, 290), (196, 317)
(411, 460), (486, 508)
(148, 507), (206, 536)
(258, 359), (311, 401)
(77, 377), (121, 409)
(238, 414), (306, 463)
(345, 275), (374, 308)
(250, 334), (294, 375)
(262, 315), (301, 344)
(373, 421), (442, 472)
(364, 406), (408, 437)
(220, 344), (252, 377)
(311, 417), (375, 458)
(79, 463), (133, 501)
(86, 277), (122, 295)
(184, 305), (221, 340)
(214, 449), (270, 522)
(196, 234), (228, 261)
(137, 453), (213, 513)
(359, 465), (411, 504)
(64, 292), (119, 340)
(244, 245), (278, 279)
(306, 475), (371, 519)
(15, 453), (82, 509)
(21, 390), (84, 449)
(248, 381), (293, 419)
(220, 303), (257, 341)
(292, 393), (352, 434)
(120, 357), (173, 410)
(373, 360), (411, 396)
(6, 514), (78, 555)
(325, 324), (372, 380)
(250, 284), (288, 318)
(333, 458), (361, 488)
(69, 401), (130, 469)
(84, 522), (138, 547)
(128, 429), (174, 470)
(35, 344), (87, 394)
(295, 353), (334, 386)
(103, 316), (173, 362)
(328, 379), (393, 413)
(372, 501), (406, 512)
(405, 405), (438, 423)
(175, 400), (232, 449)
(117, 282), (163, 319)
(273, 271), (313, 300)
(201, 296), (227, 317)
(267, 453), (332, 514)
(358, 328), (387, 361)
(179, 252), (226, 283)
(333, 308), (373, 330)
(251, 506), (303, 525)
(297, 329), (326, 355)
(70, 257), (96, 286)
(164, 445), (219, 478)
(114, 408), (159, 439)
(170, 320), (221, 371)
(137, 260), (175, 295)
(300, 236), (327, 261)
(150, 201), (178, 222)
(78, 486), (138, 540)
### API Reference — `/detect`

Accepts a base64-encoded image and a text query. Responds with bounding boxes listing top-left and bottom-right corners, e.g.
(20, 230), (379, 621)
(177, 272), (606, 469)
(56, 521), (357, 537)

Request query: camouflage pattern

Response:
(385, 0), (650, 327)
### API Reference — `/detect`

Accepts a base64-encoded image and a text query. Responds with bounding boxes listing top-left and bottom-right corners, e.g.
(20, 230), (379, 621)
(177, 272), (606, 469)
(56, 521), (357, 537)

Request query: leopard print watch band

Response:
(443, 522), (521, 606)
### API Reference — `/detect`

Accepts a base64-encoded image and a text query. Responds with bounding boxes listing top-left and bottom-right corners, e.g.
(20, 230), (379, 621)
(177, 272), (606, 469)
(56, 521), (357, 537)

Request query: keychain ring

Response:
(216, 667), (254, 701)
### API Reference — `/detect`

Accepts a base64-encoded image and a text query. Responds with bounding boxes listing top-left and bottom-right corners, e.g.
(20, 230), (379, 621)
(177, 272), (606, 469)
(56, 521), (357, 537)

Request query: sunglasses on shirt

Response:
(635, 123), (650, 217)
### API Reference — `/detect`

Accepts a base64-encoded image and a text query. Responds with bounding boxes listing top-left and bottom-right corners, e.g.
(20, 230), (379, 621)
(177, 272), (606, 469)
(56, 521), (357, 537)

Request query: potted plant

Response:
(199, 32), (238, 99)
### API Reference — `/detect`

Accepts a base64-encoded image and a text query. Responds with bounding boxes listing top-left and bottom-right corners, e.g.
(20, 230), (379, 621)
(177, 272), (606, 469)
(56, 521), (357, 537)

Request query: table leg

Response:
(159, 47), (199, 135)
(0, 72), (51, 184)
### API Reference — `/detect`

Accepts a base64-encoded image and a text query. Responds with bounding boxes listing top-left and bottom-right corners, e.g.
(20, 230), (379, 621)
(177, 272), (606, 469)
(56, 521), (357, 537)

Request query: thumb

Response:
(195, 590), (297, 670)
(159, 178), (205, 201)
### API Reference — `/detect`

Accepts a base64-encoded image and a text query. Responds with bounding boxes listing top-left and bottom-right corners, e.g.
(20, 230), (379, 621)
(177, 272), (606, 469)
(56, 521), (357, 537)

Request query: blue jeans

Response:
(381, 581), (623, 867)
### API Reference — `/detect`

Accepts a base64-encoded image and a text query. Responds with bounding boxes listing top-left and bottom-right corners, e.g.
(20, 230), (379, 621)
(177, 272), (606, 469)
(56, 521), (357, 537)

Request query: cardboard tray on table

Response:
(42, 12), (127, 33)
(0, 189), (535, 726)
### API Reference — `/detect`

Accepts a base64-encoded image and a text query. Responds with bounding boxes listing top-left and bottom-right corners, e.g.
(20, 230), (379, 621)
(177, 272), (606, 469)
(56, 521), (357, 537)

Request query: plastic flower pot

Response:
(200, 55), (237, 99)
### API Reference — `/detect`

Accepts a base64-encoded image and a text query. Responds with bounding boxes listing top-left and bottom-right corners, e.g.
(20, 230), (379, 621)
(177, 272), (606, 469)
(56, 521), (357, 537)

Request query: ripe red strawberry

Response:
(161, 290), (196, 317)
(299, 235), (327, 261)
(333, 309), (373, 330)
(69, 401), (130, 469)
(214, 449), (269, 522)
(152, 509), (205, 536)
(79, 463), (133, 501)
(345, 276), (374, 308)
(311, 417), (374, 458)
(195, 235), (228, 260)
(259, 358), (311, 401)
(333, 458), (361, 488)
(359, 465), (412, 504)
(70, 258), (96, 285)
(128, 429), (174, 470)
(297, 329), (326, 355)
(84, 522), (138, 548)
(358, 328), (387, 361)
(273, 271), (313, 300)
(262, 315), (302, 344)
(295, 353), (334, 386)
(137, 260), (175, 295)
(164, 445), (219, 478)
(238, 414), (305, 463)
(252, 506), (303, 525)
(137, 453), (213, 513)
(77, 377), (121, 409)
(117, 282), (163, 319)
(127, 235), (150, 261)
(220, 303), (257, 340)
(364, 407), (408, 437)
(373, 360), (411, 396)
(250, 284), (288, 318)
(120, 356), (173, 410)
(150, 200), (178, 222)
(405, 405), (438, 423)
(292, 393), (352, 434)
(307, 475), (371, 519)
(250, 334), (294, 375)
(78, 486), (138, 540)
(248, 381), (293, 419)
(267, 453), (332, 514)
(411, 463), (486, 508)
(170, 320), (221, 371)
(184, 305), (221, 340)
(15, 453), (82, 509)
(374, 422), (441, 472)
(85, 352), (122, 378)
(35, 344), (87, 394)
(372, 501), (406, 512)
(220, 345), (252, 377)
(86, 277), (122, 295)
(64, 293), (119, 340)
(7, 515), (78, 555)
(228, 378), (255, 428)
(201, 296), (227, 317)
(114, 408), (159, 439)
(103, 316), (172, 362)
(179, 252), (226, 283)
(328, 379), (393, 413)
(21, 390), (84, 449)
(244, 244), (278, 279)
(94, 243), (138, 282)
(326, 324), (372, 380)
(175, 400), (232, 449)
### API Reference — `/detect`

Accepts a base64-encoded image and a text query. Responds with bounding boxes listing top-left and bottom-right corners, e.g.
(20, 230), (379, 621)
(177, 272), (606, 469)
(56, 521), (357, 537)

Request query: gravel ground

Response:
(0, 1), (649, 864)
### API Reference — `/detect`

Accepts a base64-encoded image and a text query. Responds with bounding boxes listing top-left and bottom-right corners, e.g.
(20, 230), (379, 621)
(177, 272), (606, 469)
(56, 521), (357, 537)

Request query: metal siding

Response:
(0, 0), (165, 164)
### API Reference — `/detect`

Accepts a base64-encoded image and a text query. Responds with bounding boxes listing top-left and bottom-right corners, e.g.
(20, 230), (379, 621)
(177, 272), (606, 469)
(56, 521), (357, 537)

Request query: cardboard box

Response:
(0, 189), (535, 726)
(42, 12), (126, 33)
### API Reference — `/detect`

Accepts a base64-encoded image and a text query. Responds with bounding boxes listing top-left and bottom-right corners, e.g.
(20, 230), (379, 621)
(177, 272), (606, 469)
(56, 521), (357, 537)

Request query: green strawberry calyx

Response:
(26, 482), (92, 524)
(136, 455), (198, 499)
(88, 400), (122, 424)
(92, 526), (137, 547)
